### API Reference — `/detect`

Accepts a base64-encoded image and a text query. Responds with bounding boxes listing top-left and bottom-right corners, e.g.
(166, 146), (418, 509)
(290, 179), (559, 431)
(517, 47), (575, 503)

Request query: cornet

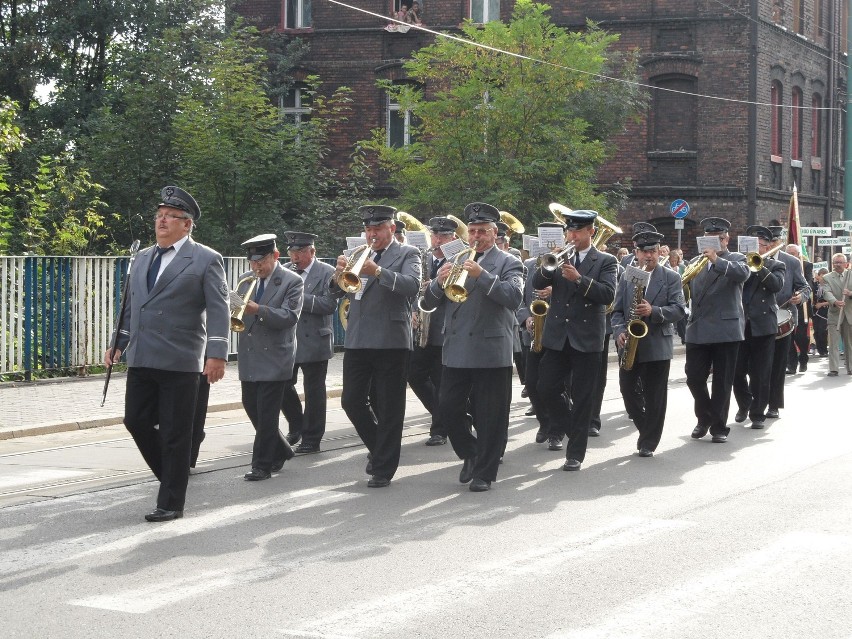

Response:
(230, 275), (258, 332)
(337, 239), (375, 293)
(443, 242), (478, 303)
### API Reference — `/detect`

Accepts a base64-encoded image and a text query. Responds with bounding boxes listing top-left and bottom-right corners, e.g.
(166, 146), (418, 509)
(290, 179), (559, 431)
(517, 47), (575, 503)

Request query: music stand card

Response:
(737, 236), (759, 254)
(531, 241), (552, 258)
(624, 264), (652, 288)
(538, 226), (565, 250)
(440, 238), (468, 262)
(522, 234), (537, 251)
(696, 235), (722, 253)
(344, 236), (367, 256)
(407, 231), (429, 251)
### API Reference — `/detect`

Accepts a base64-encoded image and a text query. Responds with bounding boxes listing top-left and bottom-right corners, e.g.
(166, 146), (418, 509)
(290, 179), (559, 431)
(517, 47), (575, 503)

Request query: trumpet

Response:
(745, 243), (784, 272)
(529, 296), (549, 353)
(540, 243), (576, 272)
(337, 239), (375, 293)
(443, 242), (478, 303)
(230, 275), (258, 332)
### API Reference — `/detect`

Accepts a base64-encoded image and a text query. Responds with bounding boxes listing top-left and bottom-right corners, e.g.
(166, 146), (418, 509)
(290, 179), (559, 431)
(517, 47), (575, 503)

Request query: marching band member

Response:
(612, 230), (686, 456)
(331, 205), (421, 488)
(766, 226), (810, 418)
(408, 216), (458, 446)
(532, 210), (617, 471)
(732, 226), (786, 429)
(279, 231), (337, 454)
(419, 203), (523, 492)
(685, 217), (749, 443)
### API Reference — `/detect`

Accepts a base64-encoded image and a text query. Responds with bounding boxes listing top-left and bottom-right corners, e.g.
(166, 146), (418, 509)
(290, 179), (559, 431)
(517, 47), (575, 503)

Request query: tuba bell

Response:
(499, 211), (525, 237)
(398, 211), (429, 235)
(447, 214), (468, 244)
(548, 202), (572, 225)
(230, 275), (258, 332)
(591, 216), (622, 250)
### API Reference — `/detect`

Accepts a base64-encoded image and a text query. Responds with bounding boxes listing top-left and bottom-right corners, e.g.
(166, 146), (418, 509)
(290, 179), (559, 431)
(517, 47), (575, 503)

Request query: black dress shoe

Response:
(691, 424), (709, 439)
(750, 419), (765, 429)
(562, 459), (582, 471)
(520, 387), (529, 398)
(534, 428), (547, 444)
(459, 458), (475, 484)
(547, 437), (563, 451)
(425, 434), (448, 446)
(785, 368), (797, 375)
(525, 406), (537, 416)
(469, 478), (491, 492)
(295, 442), (320, 454)
(766, 408), (780, 419)
(367, 475), (391, 488)
(734, 408), (748, 423)
(711, 434), (727, 443)
(272, 442), (296, 471)
(285, 432), (301, 446)
(799, 362), (807, 372)
(244, 468), (271, 481)
(588, 426), (600, 437)
(827, 371), (838, 377)
(637, 448), (653, 458)
(145, 508), (183, 522)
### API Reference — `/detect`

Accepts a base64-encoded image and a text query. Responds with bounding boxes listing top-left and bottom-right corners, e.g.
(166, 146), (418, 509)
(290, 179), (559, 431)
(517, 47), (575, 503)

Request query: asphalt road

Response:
(1, 353), (850, 638)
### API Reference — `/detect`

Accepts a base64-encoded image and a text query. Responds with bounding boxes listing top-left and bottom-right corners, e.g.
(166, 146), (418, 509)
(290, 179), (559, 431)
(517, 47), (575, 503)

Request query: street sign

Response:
(800, 227), (832, 236)
(674, 219), (684, 230)
(832, 220), (852, 231)
(817, 237), (852, 246)
(670, 199), (690, 219)
(812, 261), (829, 270)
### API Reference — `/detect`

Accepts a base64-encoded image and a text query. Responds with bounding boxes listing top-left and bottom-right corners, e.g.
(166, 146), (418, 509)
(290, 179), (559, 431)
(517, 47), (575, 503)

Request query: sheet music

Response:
(696, 235), (722, 253)
(344, 237), (367, 255)
(624, 264), (652, 288)
(538, 226), (565, 250)
(737, 236), (759, 254)
(440, 238), (468, 262)
(522, 234), (537, 250)
(407, 231), (429, 251)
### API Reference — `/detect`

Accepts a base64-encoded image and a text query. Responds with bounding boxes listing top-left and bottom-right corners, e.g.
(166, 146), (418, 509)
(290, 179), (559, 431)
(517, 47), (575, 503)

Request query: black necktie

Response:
(474, 252), (484, 262)
(430, 258), (443, 279)
(374, 249), (384, 263)
(296, 268), (305, 276)
(255, 278), (265, 302)
(574, 253), (581, 268)
(147, 246), (172, 292)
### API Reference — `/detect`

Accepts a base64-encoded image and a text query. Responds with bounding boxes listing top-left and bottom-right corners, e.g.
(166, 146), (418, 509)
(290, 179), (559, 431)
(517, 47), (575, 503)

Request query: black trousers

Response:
(190, 376), (210, 467)
(280, 360), (329, 446)
(537, 344), (601, 462)
(407, 344), (445, 437)
(439, 365), (512, 483)
(768, 333), (792, 410)
(523, 347), (551, 431)
(685, 341), (740, 436)
(124, 367), (200, 511)
(733, 326), (776, 421)
(788, 305), (809, 368)
(242, 380), (292, 472)
(514, 338), (527, 385)
(619, 359), (670, 451)
(341, 348), (410, 479)
(813, 313), (828, 355)
(590, 334), (611, 430)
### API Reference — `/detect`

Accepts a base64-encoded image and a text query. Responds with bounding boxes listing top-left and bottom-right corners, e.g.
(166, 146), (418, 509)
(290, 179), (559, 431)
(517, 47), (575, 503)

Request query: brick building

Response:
(235, 0), (848, 256)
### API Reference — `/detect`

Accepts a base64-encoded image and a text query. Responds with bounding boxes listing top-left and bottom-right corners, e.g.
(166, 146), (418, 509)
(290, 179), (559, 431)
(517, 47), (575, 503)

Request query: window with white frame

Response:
(471, 0), (499, 23)
(285, 0), (312, 29)
(387, 90), (418, 147)
(280, 86), (311, 126)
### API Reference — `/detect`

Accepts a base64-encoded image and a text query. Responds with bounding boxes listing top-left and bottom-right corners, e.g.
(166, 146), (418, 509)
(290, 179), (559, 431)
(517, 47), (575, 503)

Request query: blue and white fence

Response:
(0, 255), (344, 377)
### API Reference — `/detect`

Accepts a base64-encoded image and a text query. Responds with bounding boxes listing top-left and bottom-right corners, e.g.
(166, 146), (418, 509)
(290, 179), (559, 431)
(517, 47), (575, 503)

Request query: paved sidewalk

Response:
(0, 353), (345, 440)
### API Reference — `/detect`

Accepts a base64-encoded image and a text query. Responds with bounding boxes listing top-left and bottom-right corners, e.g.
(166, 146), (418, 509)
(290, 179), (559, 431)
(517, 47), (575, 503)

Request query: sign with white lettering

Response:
(800, 227), (832, 236)
(817, 237), (852, 246)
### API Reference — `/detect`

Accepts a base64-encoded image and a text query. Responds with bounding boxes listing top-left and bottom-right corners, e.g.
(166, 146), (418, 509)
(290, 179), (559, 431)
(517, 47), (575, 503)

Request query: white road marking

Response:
(0, 468), (91, 489)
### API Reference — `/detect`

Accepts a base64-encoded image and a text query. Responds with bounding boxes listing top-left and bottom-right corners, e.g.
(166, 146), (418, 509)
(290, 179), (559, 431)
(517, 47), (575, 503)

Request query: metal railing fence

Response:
(0, 255), (343, 377)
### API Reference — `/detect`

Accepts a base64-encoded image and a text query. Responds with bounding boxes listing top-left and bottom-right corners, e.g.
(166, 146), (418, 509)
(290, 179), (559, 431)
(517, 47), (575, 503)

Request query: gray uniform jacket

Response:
(684, 251), (750, 344)
(531, 246), (618, 353)
(331, 240), (421, 350)
(292, 259), (337, 364)
(115, 238), (230, 372)
(775, 250), (811, 325)
(237, 263), (304, 382)
(611, 264), (687, 363)
(422, 253), (450, 347)
(420, 245), (523, 368)
(741, 258), (786, 337)
(821, 269), (852, 326)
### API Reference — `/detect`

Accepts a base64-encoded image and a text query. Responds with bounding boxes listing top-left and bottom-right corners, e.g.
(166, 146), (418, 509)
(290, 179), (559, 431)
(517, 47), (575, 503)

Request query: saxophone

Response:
(620, 273), (650, 371)
(414, 249), (435, 348)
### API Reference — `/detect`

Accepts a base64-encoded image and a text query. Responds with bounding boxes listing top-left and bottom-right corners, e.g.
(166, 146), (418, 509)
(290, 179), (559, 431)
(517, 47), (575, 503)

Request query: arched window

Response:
(812, 93), (822, 158)
(650, 75), (696, 151)
(387, 83), (420, 148)
(770, 81), (783, 157)
(791, 86), (803, 161)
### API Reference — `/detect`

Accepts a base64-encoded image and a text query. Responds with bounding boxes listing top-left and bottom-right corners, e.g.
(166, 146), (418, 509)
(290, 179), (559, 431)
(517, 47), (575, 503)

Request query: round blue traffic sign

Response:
(670, 199), (689, 219)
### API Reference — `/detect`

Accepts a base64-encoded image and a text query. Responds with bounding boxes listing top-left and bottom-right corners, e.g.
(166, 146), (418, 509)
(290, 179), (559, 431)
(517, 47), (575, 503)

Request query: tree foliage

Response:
(362, 0), (645, 226)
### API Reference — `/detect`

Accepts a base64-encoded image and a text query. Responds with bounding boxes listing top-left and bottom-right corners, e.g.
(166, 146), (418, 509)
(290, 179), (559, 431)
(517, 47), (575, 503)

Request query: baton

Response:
(101, 240), (140, 407)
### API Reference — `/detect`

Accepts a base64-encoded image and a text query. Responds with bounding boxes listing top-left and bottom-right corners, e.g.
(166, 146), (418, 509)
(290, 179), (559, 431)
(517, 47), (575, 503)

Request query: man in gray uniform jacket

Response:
(331, 205), (422, 488)
(612, 230), (686, 456)
(237, 234), (303, 480)
(685, 217), (750, 443)
(279, 231), (337, 454)
(104, 186), (230, 522)
(420, 202), (523, 492)
(732, 226), (785, 429)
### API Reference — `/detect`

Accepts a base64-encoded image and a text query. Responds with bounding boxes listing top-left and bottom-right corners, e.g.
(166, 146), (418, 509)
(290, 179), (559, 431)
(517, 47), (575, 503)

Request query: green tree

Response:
(0, 98), (26, 253)
(362, 0), (645, 225)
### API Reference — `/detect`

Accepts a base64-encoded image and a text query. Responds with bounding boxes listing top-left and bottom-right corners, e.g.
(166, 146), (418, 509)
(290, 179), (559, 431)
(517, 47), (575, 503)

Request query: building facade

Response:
(236, 0), (848, 256)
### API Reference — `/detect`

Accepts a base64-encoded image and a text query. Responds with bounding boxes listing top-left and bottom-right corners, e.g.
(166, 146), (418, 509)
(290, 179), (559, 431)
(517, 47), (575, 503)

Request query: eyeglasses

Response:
(154, 212), (190, 221)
